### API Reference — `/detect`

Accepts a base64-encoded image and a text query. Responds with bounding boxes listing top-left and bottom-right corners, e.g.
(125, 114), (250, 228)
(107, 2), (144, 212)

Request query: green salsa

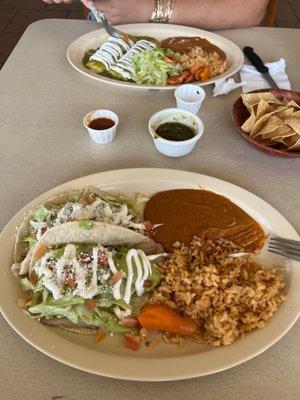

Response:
(155, 122), (195, 141)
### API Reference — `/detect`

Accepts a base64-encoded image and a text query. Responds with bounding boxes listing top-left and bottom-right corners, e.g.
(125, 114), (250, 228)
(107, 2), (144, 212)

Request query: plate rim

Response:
(1, 168), (299, 381)
(66, 22), (244, 90)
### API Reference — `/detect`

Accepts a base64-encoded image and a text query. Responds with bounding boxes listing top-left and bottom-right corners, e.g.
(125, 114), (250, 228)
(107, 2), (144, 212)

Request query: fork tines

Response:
(269, 235), (300, 261)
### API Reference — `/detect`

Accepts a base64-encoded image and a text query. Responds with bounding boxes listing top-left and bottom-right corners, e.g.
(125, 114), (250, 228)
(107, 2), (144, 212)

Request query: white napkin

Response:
(239, 58), (291, 93)
(212, 78), (245, 97)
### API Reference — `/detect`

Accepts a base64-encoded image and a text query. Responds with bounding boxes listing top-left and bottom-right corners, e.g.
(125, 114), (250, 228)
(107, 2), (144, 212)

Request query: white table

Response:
(0, 20), (299, 399)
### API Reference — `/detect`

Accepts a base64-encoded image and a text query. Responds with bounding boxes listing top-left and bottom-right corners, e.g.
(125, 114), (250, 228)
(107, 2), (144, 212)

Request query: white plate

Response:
(67, 23), (244, 90)
(0, 168), (299, 381)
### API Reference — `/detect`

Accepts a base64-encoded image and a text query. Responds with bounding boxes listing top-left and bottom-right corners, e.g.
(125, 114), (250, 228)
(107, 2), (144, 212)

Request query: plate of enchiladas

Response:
(67, 23), (244, 89)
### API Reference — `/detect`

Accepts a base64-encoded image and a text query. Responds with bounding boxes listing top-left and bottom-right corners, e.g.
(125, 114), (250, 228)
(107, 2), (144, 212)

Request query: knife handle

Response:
(243, 46), (269, 73)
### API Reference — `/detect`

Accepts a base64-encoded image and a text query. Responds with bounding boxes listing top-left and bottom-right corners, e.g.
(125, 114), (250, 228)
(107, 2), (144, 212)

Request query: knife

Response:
(243, 46), (279, 89)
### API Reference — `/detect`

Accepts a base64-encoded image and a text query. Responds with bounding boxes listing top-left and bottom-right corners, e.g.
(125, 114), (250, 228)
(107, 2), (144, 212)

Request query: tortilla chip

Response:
(270, 126), (295, 141)
(255, 115), (283, 137)
(277, 108), (295, 119)
(250, 106), (287, 137)
(256, 99), (275, 119)
(241, 92), (283, 110)
(284, 100), (300, 109)
(279, 134), (299, 148)
(285, 117), (300, 134)
(255, 137), (278, 147)
(241, 110), (256, 132)
(288, 137), (300, 151)
(290, 110), (300, 119)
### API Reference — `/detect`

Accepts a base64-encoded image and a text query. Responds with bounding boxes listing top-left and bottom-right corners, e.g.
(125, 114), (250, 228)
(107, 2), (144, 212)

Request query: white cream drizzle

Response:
(124, 249), (152, 303)
(110, 40), (156, 80)
(34, 243), (157, 307)
(35, 244), (100, 300)
(90, 37), (134, 70)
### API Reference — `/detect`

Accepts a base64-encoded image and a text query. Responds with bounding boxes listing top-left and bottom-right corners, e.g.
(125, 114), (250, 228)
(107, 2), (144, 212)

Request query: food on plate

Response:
(83, 35), (228, 86)
(144, 189), (266, 252)
(85, 37), (134, 75)
(14, 186), (147, 274)
(155, 122), (196, 141)
(15, 228), (163, 335)
(162, 37), (227, 85)
(13, 187), (286, 349)
(241, 92), (300, 151)
(150, 237), (286, 346)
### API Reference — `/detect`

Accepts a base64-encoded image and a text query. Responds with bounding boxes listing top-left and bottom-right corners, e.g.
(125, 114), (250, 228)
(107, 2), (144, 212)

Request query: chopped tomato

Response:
(64, 276), (76, 287)
(110, 270), (124, 284)
(34, 243), (48, 260)
(143, 220), (154, 239)
(138, 304), (197, 336)
(95, 330), (107, 343)
(29, 272), (38, 284)
(98, 250), (108, 266)
(120, 316), (141, 329)
(124, 333), (140, 351)
(40, 227), (48, 236)
(143, 279), (153, 288)
(85, 299), (96, 311)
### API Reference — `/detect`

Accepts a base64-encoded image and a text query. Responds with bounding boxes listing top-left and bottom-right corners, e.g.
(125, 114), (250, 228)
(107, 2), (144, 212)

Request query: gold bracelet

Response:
(150, 0), (176, 23)
(150, 0), (164, 22)
(164, 0), (176, 23)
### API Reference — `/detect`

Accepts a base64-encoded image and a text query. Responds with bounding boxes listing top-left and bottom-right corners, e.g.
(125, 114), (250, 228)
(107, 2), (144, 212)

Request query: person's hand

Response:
(82, 0), (154, 24)
(42, 0), (74, 4)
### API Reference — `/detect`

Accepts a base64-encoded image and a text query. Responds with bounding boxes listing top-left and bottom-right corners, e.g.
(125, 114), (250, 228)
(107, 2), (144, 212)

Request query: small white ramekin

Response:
(148, 108), (204, 157)
(175, 84), (206, 114)
(83, 109), (119, 144)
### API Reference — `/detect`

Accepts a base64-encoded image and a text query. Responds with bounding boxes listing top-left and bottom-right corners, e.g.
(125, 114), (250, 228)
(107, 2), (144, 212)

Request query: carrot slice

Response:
(200, 67), (211, 82)
(34, 243), (48, 260)
(194, 68), (204, 81)
(124, 334), (140, 351)
(167, 76), (181, 85)
(177, 70), (190, 83)
(184, 73), (194, 83)
(138, 304), (197, 336)
(85, 299), (96, 311)
(190, 62), (203, 75)
(163, 56), (176, 64)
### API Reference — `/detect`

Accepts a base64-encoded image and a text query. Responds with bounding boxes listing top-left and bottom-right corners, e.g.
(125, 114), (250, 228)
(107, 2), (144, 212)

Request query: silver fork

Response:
(81, 0), (127, 40)
(269, 235), (300, 261)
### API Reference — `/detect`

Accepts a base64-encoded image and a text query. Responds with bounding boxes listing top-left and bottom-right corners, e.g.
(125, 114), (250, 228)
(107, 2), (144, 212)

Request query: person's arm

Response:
(170, 0), (269, 29)
(42, 0), (73, 3)
(86, 0), (268, 29)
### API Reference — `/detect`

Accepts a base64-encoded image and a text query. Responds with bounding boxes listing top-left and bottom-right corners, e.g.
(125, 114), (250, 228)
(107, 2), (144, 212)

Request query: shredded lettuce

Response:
(145, 265), (162, 292)
(28, 304), (79, 324)
(48, 247), (65, 259)
(34, 205), (50, 222)
(75, 305), (136, 333)
(96, 298), (130, 311)
(133, 48), (182, 85)
(20, 277), (36, 292)
(22, 236), (37, 248)
(77, 220), (93, 230)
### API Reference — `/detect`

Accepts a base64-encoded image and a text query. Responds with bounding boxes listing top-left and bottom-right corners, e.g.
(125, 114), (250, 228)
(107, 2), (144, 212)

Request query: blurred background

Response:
(0, 0), (299, 69)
